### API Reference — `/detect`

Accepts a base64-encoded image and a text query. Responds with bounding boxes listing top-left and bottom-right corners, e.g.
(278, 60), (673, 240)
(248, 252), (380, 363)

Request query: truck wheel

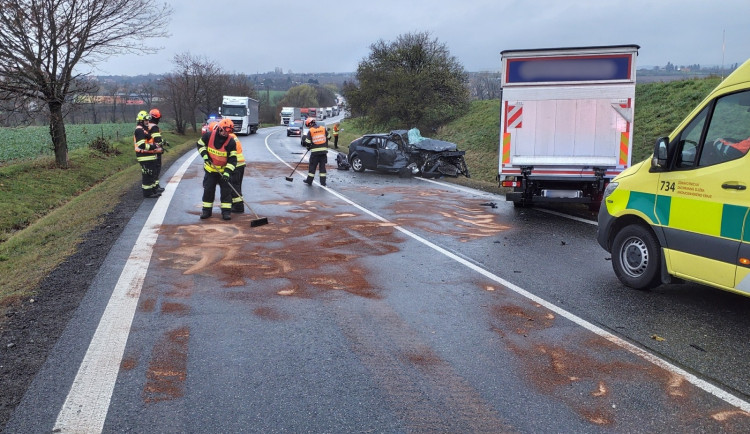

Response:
(350, 154), (365, 172)
(611, 224), (661, 290)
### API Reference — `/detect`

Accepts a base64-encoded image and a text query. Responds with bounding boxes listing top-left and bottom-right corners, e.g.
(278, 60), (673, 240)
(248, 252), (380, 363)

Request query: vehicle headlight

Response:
(603, 182), (618, 199)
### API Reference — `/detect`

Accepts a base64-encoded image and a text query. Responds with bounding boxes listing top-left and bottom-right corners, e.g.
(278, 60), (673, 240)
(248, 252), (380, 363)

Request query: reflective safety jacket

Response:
(333, 124), (340, 136)
(233, 134), (245, 167)
(304, 125), (330, 153)
(134, 124), (159, 162)
(197, 129), (238, 174)
(146, 122), (164, 154)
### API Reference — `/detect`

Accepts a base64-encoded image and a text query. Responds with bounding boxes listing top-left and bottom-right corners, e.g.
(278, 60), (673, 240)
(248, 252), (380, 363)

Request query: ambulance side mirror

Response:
(652, 137), (669, 169)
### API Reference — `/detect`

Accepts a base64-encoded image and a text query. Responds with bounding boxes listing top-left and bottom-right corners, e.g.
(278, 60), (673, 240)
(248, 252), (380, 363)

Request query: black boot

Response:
(144, 190), (161, 198)
(200, 208), (212, 219)
(222, 210), (232, 221)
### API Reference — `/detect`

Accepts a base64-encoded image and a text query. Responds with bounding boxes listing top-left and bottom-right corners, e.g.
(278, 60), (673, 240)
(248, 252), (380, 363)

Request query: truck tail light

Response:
(501, 178), (521, 188)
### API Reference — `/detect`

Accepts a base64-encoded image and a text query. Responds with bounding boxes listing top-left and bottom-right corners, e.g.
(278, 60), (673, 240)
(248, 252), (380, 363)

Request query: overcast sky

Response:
(84, 0), (750, 76)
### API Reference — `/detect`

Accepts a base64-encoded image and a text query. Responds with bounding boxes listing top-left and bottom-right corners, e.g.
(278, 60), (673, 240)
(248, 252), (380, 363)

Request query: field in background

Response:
(0, 124), (136, 164)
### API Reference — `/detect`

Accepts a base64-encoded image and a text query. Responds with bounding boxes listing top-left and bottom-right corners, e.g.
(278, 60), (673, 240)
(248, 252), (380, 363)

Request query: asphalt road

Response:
(5, 121), (750, 433)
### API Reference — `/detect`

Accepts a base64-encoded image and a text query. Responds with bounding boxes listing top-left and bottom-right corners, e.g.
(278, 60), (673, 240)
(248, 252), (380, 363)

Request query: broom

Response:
(208, 161), (268, 227)
(285, 149), (309, 182)
(225, 181), (268, 227)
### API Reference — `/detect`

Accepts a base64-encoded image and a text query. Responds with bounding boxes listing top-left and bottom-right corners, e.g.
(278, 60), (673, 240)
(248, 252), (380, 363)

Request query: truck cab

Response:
(597, 58), (750, 298)
(220, 96), (259, 135)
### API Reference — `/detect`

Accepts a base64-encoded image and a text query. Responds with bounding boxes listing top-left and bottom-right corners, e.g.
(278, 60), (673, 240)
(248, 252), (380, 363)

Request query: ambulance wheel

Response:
(611, 224), (661, 290)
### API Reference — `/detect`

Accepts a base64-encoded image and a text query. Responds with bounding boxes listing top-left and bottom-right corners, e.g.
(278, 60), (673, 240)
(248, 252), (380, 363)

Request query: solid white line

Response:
(53, 153), (199, 433)
(418, 177), (598, 226)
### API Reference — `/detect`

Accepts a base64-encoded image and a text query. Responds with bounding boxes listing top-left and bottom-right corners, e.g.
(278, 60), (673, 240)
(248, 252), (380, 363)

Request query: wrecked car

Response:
(347, 129), (470, 178)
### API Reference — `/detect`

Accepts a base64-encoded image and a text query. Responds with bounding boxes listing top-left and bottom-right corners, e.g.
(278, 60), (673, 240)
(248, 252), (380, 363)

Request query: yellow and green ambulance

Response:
(597, 59), (750, 297)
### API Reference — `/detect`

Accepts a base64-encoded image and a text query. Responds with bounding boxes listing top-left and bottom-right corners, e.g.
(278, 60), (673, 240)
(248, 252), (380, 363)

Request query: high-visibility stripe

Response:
(507, 105), (523, 128)
(670, 196), (722, 237)
(619, 132), (629, 165)
(721, 204), (749, 240)
(502, 133), (511, 164)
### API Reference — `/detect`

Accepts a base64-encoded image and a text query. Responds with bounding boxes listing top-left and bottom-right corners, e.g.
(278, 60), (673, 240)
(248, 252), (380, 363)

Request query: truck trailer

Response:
(280, 107), (300, 125)
(498, 44), (640, 208)
(220, 96), (259, 135)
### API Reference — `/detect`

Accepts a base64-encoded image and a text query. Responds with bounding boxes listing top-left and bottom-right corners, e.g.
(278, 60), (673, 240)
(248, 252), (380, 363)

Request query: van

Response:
(597, 59), (750, 297)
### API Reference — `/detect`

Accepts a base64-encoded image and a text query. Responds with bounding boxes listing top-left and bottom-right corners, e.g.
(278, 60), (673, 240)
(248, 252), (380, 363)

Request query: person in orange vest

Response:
(332, 123), (341, 149)
(134, 110), (162, 198)
(230, 132), (246, 213)
(146, 108), (165, 193)
(196, 118), (238, 220)
(302, 117), (330, 186)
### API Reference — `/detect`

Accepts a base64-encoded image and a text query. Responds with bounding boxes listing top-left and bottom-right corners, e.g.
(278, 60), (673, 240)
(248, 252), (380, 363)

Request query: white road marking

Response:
(265, 135), (750, 413)
(53, 153), (199, 433)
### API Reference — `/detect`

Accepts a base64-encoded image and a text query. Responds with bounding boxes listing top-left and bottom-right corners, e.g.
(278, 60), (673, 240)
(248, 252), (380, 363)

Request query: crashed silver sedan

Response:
(347, 129), (470, 178)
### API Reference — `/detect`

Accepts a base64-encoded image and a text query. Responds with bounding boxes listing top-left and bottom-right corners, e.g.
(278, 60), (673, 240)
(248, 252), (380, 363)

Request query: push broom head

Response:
(250, 217), (268, 227)
(285, 176), (294, 182)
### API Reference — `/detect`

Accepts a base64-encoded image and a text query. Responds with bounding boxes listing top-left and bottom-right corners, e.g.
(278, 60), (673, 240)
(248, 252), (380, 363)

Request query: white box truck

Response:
(498, 44), (639, 208)
(280, 107), (300, 125)
(220, 96), (259, 135)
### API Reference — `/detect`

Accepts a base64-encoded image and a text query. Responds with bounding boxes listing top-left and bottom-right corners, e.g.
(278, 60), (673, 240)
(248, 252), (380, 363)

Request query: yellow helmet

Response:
(136, 110), (149, 122)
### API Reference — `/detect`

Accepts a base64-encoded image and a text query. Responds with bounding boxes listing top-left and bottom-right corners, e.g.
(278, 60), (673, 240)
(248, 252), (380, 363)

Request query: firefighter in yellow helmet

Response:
(134, 110), (161, 198)
(146, 108), (165, 193)
(302, 117), (330, 186)
(196, 118), (238, 220)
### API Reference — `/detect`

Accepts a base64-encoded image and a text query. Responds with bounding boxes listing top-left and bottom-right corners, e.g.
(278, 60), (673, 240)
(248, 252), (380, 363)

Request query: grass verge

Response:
(0, 134), (198, 308)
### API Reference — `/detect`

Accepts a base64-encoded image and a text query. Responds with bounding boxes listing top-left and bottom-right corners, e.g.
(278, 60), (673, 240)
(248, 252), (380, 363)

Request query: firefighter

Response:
(196, 118), (238, 220)
(332, 123), (341, 149)
(230, 133), (246, 213)
(134, 110), (161, 198)
(302, 117), (330, 186)
(146, 108), (165, 193)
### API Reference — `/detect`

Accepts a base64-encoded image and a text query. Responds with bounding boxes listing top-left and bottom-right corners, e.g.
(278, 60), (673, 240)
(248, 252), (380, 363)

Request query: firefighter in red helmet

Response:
(146, 108), (165, 193)
(196, 118), (239, 220)
(302, 117), (330, 186)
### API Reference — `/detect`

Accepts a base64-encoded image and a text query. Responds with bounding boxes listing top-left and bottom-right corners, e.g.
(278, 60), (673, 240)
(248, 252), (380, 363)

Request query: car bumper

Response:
(596, 203), (615, 252)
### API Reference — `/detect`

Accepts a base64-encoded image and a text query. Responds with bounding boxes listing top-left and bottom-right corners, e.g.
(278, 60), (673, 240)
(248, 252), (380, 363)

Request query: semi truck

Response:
(307, 107), (317, 121)
(219, 96), (259, 135)
(498, 44), (640, 208)
(280, 107), (300, 125)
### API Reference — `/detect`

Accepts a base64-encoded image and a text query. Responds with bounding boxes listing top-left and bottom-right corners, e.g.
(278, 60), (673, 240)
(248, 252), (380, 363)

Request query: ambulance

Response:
(597, 59), (750, 297)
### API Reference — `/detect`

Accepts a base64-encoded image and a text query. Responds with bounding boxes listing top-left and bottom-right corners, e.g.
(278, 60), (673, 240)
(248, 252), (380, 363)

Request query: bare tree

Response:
(0, 0), (171, 168)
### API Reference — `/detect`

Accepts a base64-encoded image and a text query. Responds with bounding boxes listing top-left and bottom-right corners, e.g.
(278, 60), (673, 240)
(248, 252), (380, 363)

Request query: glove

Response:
(221, 173), (231, 185)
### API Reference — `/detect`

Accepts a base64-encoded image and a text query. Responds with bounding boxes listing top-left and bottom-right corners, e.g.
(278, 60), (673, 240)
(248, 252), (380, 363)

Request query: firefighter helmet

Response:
(305, 117), (316, 127)
(218, 118), (234, 133)
(148, 108), (161, 120)
(136, 110), (149, 122)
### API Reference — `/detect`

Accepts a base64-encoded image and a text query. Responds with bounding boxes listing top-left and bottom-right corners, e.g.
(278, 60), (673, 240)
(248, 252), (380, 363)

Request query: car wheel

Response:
(611, 224), (661, 290)
(350, 154), (365, 172)
(287, 132), (290, 137)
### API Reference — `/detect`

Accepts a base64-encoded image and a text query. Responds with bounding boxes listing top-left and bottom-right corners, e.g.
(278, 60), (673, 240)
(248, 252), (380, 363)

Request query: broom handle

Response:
(289, 149), (309, 177)
(207, 161), (261, 219)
